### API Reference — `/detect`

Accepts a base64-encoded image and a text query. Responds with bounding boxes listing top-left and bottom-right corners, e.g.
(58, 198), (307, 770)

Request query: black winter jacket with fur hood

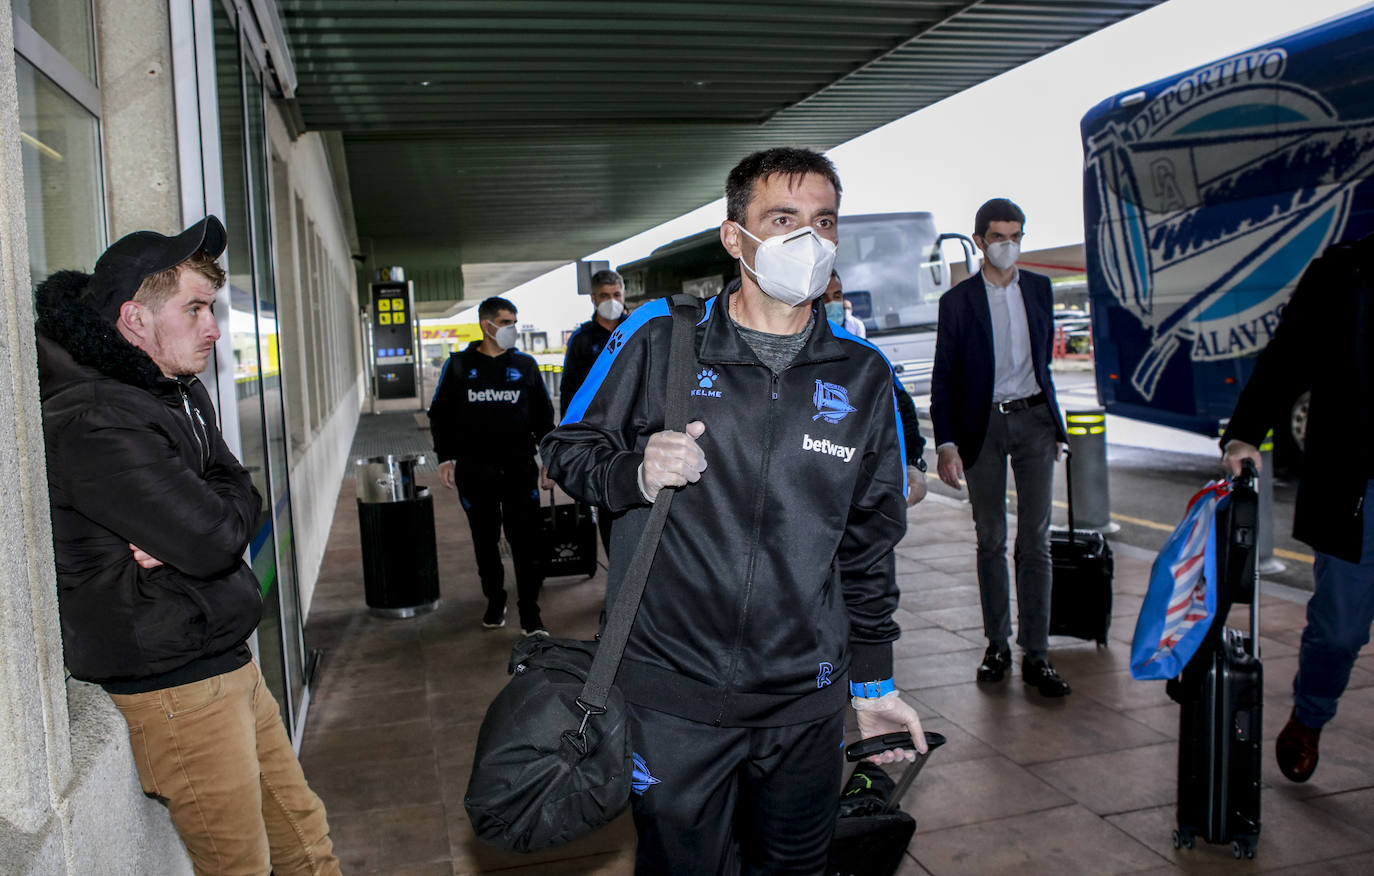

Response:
(35, 270), (262, 688)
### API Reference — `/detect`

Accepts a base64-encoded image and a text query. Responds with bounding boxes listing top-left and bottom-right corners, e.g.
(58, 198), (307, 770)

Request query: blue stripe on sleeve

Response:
(832, 324), (908, 497)
(562, 295), (716, 425)
(892, 384), (908, 497)
(562, 297), (671, 425)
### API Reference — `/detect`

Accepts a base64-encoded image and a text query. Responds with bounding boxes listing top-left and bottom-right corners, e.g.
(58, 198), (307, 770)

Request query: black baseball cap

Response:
(82, 216), (227, 322)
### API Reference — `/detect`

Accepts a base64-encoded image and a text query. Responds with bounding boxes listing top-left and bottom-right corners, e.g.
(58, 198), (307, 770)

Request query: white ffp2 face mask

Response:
(984, 240), (1020, 271)
(735, 223), (838, 307)
(596, 298), (624, 321)
(489, 322), (518, 350)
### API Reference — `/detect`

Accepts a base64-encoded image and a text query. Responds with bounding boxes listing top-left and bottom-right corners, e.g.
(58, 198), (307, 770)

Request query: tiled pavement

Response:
(299, 406), (1374, 875)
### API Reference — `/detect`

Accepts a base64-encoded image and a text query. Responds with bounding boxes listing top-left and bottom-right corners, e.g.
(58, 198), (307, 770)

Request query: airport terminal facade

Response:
(2, 2), (363, 870)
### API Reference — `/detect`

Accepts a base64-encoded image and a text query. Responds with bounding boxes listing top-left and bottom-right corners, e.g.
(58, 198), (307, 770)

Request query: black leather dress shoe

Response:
(1022, 658), (1071, 697)
(977, 645), (1012, 682)
(1276, 709), (1321, 782)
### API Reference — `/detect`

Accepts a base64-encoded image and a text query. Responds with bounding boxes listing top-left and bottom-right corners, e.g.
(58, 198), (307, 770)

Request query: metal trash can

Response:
(355, 454), (440, 618)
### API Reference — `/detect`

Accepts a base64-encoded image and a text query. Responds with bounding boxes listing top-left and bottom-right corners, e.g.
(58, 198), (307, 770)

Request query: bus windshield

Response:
(834, 213), (943, 334)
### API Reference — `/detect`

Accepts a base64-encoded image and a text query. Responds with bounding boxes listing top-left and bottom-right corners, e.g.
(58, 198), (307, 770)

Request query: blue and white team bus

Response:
(617, 213), (975, 395)
(1081, 4), (1374, 468)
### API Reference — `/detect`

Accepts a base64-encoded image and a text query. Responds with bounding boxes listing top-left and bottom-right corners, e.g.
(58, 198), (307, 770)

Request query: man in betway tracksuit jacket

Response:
(429, 296), (555, 634)
(542, 148), (925, 875)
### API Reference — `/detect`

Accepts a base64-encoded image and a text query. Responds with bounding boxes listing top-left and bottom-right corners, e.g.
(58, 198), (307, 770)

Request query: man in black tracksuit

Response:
(559, 268), (630, 554)
(542, 148), (925, 875)
(429, 296), (555, 634)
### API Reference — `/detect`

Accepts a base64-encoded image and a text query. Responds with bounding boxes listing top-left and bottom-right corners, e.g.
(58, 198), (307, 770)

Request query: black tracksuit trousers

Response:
(627, 704), (845, 875)
(456, 457), (543, 626)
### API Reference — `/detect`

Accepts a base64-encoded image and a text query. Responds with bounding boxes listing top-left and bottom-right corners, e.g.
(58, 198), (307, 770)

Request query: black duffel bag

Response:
(463, 294), (700, 852)
(464, 636), (630, 852)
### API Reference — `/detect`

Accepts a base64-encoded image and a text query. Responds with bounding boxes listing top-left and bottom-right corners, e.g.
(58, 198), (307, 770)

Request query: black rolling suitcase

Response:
(1049, 451), (1114, 644)
(1167, 461), (1262, 860)
(539, 490), (598, 578)
(827, 732), (946, 876)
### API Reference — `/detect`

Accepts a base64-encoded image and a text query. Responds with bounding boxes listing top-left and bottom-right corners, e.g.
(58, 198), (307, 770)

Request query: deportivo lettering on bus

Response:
(1123, 50), (1288, 144)
(469, 388), (522, 403)
(1084, 40), (1374, 402)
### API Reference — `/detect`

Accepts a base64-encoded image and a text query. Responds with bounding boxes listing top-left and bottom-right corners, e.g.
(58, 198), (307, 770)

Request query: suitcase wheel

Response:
(1232, 837), (1256, 860)
(1171, 829), (1194, 850)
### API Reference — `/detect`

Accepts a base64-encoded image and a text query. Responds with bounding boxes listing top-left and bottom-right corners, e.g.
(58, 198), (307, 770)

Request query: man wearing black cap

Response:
(34, 218), (339, 875)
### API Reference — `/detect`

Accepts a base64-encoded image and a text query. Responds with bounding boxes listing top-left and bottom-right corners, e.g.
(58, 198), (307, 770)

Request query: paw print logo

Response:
(697, 368), (718, 389)
(605, 329), (625, 356)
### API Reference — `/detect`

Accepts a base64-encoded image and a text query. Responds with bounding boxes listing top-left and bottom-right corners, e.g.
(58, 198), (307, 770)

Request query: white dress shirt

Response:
(842, 313), (867, 338)
(984, 269), (1040, 403)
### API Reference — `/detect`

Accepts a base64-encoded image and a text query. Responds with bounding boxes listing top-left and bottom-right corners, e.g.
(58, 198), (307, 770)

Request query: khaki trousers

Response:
(111, 661), (340, 876)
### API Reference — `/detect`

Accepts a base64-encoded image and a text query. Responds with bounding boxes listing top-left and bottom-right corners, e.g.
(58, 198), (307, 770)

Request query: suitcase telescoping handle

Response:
(544, 487), (584, 522)
(844, 731), (947, 813)
(1238, 459), (1261, 657)
(1064, 449), (1075, 545)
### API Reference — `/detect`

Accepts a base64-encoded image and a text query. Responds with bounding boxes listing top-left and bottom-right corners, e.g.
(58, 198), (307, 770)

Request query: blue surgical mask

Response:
(824, 301), (845, 324)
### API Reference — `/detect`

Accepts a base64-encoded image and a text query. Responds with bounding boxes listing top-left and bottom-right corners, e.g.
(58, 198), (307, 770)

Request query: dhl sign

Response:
(420, 323), (482, 344)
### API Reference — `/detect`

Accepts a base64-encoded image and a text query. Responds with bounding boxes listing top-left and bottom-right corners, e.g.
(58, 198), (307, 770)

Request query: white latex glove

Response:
(1222, 439), (1262, 478)
(936, 445), (964, 491)
(906, 468), (928, 507)
(638, 421), (707, 502)
(852, 691), (927, 763)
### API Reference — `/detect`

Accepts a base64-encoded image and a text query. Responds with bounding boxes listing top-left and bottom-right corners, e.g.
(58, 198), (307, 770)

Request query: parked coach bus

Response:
(1081, 3), (1374, 469)
(618, 212), (975, 395)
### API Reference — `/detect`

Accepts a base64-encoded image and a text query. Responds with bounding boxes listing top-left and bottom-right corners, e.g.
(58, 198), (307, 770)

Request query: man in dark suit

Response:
(1222, 233), (1374, 783)
(930, 198), (1070, 696)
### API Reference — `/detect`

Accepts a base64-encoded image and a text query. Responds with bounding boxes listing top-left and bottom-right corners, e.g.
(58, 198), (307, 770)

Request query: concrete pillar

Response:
(0, 8), (72, 856)
(96, 0), (182, 237)
(0, 1), (191, 870)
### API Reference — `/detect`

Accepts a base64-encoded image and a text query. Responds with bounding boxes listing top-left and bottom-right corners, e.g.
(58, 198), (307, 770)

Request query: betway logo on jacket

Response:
(468, 388), (522, 403)
(802, 434), (856, 463)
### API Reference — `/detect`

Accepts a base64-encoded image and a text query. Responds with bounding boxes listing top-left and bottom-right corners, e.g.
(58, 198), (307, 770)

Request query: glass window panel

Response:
(214, 0), (307, 735)
(246, 57), (306, 721)
(213, 9), (286, 722)
(16, 56), (104, 286)
(13, 0), (97, 82)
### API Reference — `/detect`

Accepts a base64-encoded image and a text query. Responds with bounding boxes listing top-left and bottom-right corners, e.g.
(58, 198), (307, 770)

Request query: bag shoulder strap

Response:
(578, 294), (702, 712)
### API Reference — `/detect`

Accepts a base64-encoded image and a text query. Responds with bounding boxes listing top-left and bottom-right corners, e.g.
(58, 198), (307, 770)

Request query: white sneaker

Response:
(481, 603), (506, 630)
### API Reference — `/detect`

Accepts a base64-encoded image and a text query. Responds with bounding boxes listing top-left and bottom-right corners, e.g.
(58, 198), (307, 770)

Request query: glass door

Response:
(213, 0), (308, 740)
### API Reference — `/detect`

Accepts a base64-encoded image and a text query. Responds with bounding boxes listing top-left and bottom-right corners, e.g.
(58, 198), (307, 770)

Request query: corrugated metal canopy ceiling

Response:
(278, 0), (1164, 300)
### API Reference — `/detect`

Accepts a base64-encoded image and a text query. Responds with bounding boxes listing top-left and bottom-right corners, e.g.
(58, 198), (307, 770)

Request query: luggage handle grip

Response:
(845, 731), (947, 814)
(844, 730), (946, 762)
